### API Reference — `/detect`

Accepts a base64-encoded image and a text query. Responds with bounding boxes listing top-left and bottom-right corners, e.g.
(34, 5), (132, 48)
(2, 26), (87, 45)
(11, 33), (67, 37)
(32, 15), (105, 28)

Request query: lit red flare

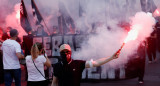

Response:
(116, 43), (125, 54)
(156, 10), (159, 15)
(154, 9), (160, 16)
(124, 28), (138, 43)
(118, 25), (140, 53)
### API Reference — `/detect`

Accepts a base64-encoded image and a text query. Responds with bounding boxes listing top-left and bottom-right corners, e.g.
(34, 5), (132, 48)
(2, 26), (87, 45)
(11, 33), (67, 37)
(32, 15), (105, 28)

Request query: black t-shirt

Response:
(53, 60), (86, 86)
(22, 34), (33, 56)
(156, 22), (160, 38)
(137, 43), (146, 60)
(147, 29), (156, 46)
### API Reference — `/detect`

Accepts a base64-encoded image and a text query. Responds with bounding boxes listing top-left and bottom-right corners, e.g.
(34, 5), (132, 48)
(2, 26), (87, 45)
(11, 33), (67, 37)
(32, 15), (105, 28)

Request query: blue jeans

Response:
(4, 69), (21, 86)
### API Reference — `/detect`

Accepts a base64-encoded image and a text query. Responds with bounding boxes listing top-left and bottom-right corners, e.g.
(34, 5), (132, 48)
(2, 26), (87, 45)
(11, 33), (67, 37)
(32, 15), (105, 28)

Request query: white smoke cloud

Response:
(0, 0), (158, 69)
(32, 0), (59, 29)
(0, 0), (159, 34)
(72, 12), (155, 69)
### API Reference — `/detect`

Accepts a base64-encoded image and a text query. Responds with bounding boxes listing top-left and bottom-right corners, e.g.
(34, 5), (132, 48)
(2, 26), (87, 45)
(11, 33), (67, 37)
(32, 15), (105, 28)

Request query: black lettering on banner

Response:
(52, 36), (63, 57)
(64, 35), (74, 51)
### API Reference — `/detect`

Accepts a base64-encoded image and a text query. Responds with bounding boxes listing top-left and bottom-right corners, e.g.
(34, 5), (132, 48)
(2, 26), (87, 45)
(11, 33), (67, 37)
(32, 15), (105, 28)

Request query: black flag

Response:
(140, 0), (147, 12)
(31, 0), (43, 25)
(31, 0), (49, 35)
(20, 0), (32, 33)
(58, 1), (75, 34)
(140, 0), (157, 13)
(147, 0), (157, 13)
(79, 2), (85, 17)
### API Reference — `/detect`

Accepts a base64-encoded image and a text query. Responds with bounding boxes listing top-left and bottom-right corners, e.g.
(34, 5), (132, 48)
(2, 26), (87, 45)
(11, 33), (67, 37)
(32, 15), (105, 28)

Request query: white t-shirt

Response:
(26, 55), (46, 81)
(2, 39), (21, 69)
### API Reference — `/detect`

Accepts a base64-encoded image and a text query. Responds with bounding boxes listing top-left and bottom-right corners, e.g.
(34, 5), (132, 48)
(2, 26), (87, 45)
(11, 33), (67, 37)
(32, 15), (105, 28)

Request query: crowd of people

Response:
(0, 18), (159, 86)
(0, 27), (120, 86)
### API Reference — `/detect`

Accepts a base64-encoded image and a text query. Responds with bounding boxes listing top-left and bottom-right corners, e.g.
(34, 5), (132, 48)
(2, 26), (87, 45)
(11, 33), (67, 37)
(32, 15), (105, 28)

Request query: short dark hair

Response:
(10, 29), (18, 37)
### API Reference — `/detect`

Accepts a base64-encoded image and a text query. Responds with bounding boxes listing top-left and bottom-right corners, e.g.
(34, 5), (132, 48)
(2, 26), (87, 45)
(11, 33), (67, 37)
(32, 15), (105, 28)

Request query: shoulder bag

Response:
(32, 59), (50, 86)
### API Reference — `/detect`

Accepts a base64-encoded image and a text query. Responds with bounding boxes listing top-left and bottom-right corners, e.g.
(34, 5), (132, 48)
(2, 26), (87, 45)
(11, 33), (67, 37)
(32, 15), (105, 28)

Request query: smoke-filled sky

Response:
(0, 0), (159, 69)
(0, 0), (159, 35)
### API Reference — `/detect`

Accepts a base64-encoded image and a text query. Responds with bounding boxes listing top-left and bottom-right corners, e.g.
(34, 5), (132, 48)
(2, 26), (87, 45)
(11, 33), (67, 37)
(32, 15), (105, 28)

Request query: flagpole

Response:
(24, 0), (33, 33)
(42, 19), (51, 35)
(58, 1), (64, 35)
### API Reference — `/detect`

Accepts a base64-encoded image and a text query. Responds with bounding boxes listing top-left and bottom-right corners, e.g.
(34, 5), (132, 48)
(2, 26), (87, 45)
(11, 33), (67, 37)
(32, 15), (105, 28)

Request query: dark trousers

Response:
(0, 51), (4, 84)
(147, 47), (156, 61)
(157, 39), (160, 52)
(137, 61), (145, 81)
(27, 80), (48, 86)
(4, 69), (21, 86)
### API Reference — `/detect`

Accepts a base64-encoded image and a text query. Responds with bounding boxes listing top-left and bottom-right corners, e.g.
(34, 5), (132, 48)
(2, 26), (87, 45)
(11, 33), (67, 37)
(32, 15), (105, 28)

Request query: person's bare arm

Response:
(16, 52), (24, 59)
(44, 56), (51, 67)
(85, 51), (120, 68)
(51, 76), (58, 86)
